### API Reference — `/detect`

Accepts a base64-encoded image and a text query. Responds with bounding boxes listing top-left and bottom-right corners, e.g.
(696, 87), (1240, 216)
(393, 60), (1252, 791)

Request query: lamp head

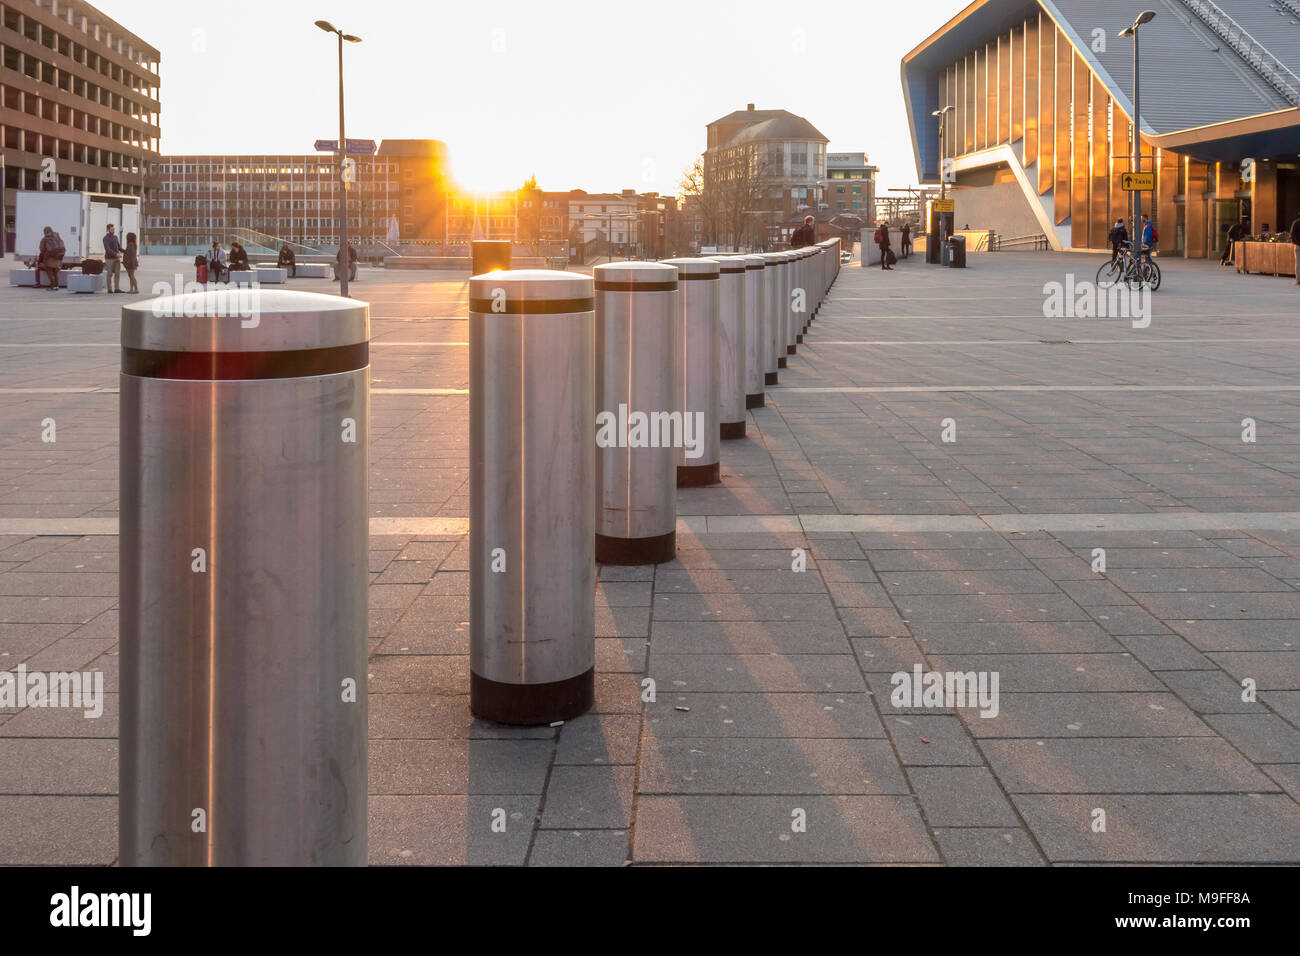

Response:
(315, 19), (337, 32)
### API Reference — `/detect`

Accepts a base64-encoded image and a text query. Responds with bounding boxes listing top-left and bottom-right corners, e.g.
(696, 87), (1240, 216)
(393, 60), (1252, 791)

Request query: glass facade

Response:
(932, 9), (1253, 257)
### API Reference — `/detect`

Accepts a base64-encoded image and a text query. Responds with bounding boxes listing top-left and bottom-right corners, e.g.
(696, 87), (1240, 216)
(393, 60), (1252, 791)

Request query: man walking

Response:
(36, 226), (65, 291)
(103, 223), (123, 293)
(791, 215), (815, 249)
(875, 221), (894, 271)
(1222, 219), (1248, 266)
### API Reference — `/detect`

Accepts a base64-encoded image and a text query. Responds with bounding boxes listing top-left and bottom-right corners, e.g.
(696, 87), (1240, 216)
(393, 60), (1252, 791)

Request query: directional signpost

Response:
(1121, 171), (1154, 191)
(314, 139), (377, 155)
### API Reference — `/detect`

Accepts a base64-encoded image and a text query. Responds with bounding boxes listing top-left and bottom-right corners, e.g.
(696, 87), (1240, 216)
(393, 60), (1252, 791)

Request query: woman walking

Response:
(123, 232), (140, 293)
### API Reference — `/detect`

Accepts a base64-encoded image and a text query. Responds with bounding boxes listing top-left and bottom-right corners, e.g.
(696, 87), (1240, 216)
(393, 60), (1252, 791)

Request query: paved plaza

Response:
(2, 250), (1299, 865)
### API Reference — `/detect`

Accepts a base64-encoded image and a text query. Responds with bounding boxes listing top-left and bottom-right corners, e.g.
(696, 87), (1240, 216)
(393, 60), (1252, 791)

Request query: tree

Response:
(517, 173), (541, 243)
(678, 156), (722, 248)
(682, 148), (772, 251)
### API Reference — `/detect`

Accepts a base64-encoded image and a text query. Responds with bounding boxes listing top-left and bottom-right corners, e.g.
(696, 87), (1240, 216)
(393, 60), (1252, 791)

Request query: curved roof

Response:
(709, 109), (828, 148)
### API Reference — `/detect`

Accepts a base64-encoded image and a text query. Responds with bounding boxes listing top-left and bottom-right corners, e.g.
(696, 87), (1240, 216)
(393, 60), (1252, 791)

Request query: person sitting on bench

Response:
(278, 243), (297, 278)
(229, 241), (251, 273)
(207, 241), (227, 283)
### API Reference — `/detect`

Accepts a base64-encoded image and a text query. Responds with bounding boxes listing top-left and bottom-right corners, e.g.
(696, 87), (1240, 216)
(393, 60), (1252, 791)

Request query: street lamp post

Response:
(931, 105), (955, 263)
(316, 20), (361, 297)
(1120, 11), (1156, 252)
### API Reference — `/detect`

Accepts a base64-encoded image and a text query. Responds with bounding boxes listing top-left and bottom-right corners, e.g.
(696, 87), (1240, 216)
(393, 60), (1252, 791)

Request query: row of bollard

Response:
(115, 240), (840, 866)
(468, 238), (841, 726)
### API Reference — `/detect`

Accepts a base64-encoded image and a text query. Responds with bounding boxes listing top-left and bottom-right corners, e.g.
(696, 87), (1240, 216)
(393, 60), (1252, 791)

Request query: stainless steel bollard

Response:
(119, 288), (369, 866)
(795, 249), (809, 343)
(470, 270), (596, 724)
(715, 256), (748, 439)
(661, 257), (721, 486)
(762, 252), (780, 385)
(777, 251), (795, 363)
(743, 255), (766, 408)
(594, 261), (679, 565)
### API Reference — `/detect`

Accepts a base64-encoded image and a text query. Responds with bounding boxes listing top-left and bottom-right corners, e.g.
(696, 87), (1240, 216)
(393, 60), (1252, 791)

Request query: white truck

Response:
(14, 190), (140, 264)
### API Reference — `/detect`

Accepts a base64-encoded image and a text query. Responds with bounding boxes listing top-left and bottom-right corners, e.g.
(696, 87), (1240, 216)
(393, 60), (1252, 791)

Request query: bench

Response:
(293, 263), (330, 278)
(67, 273), (106, 293)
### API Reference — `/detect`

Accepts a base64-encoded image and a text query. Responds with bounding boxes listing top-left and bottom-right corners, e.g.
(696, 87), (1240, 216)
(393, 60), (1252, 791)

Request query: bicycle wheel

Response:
(1097, 258), (1122, 288)
(1147, 258), (1162, 292)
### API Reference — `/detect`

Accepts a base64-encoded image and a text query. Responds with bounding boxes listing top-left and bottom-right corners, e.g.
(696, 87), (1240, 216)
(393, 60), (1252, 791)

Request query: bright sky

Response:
(94, 0), (961, 196)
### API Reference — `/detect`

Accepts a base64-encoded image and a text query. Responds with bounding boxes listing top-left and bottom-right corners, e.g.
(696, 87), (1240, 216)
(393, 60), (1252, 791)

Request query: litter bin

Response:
(946, 235), (967, 268)
(926, 232), (940, 265)
(119, 288), (369, 866)
(472, 240), (512, 274)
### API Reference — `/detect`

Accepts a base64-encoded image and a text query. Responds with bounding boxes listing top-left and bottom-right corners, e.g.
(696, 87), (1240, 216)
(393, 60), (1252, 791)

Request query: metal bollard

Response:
(762, 252), (780, 385)
(594, 261), (679, 565)
(119, 288), (369, 866)
(661, 257), (721, 486)
(472, 240), (512, 274)
(743, 255), (766, 408)
(779, 251), (797, 361)
(795, 249), (809, 342)
(715, 256), (748, 439)
(765, 252), (788, 370)
(469, 270), (595, 724)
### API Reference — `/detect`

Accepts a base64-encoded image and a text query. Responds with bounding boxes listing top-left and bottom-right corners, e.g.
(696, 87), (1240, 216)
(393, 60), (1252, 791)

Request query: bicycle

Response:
(1097, 240), (1161, 291)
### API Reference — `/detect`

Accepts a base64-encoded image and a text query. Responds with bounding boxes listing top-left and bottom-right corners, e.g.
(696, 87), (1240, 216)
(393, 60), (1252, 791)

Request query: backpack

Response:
(884, 248), (897, 266)
(874, 226), (885, 245)
(194, 253), (207, 267)
(1151, 225), (1159, 244)
(45, 233), (66, 257)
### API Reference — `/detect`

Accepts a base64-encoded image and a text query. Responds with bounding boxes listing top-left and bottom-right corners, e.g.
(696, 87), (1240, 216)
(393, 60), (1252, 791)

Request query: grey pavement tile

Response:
(1261, 691), (1300, 726)
(1083, 605), (1174, 635)
(649, 621), (849, 655)
(649, 653), (865, 693)
(1172, 620), (1300, 652)
(933, 827), (1046, 866)
(647, 692), (884, 739)
(1011, 794), (1300, 862)
(850, 636), (927, 673)
(555, 713), (641, 765)
(529, 829), (630, 866)
(596, 605), (650, 638)
(0, 738), (116, 794)
(867, 549), (1037, 572)
(368, 795), (539, 865)
(884, 715), (985, 765)
(1156, 669), (1269, 714)
(377, 620), (469, 655)
(1261, 764), (1300, 803)
(892, 593), (1089, 623)
(1202, 713), (1300, 763)
(911, 621), (1124, 655)
(653, 569), (827, 594)
(1114, 633), (1216, 671)
(1205, 651), (1300, 691)
(367, 694), (553, 740)
(368, 739), (552, 795)
(0, 796), (117, 865)
(633, 794), (939, 863)
(653, 592), (840, 622)
(595, 581), (653, 606)
(540, 765), (635, 828)
(969, 692), (1211, 738)
(638, 736), (909, 794)
(367, 654), (467, 695)
(839, 606), (913, 636)
(928, 652), (1164, 693)
(881, 570), (1059, 595)
(909, 767), (1020, 827)
(983, 737), (1277, 794)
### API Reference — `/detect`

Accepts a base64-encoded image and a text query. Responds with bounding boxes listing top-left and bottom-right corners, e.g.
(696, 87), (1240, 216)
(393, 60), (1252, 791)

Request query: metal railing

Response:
(1180, 0), (1300, 105)
(991, 233), (1049, 251)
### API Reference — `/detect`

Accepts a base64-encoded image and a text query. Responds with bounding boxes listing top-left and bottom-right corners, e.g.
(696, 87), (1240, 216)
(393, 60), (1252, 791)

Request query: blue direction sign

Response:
(313, 139), (377, 155)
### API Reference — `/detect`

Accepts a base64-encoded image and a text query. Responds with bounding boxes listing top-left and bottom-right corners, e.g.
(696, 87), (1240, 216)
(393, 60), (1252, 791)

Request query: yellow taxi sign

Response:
(933, 199), (955, 212)
(1120, 172), (1155, 191)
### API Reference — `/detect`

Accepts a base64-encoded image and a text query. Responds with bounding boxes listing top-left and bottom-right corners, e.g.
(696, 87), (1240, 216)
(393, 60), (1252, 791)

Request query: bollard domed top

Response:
(742, 255), (765, 270)
(660, 257), (719, 278)
(468, 269), (593, 313)
(122, 287), (369, 354)
(712, 256), (749, 275)
(594, 261), (678, 288)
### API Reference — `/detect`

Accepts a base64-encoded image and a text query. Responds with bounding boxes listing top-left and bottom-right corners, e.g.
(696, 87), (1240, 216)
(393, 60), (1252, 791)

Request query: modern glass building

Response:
(902, 0), (1300, 258)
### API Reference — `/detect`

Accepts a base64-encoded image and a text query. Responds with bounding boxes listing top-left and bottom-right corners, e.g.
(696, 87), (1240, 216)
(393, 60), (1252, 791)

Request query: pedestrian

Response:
(1290, 212), (1300, 286)
(333, 243), (358, 282)
(278, 243), (297, 278)
(1140, 214), (1157, 256)
(791, 215), (815, 249)
(1107, 218), (1128, 264)
(123, 232), (139, 293)
(103, 223), (123, 293)
(901, 223), (911, 258)
(875, 221), (894, 271)
(36, 225), (65, 291)
(207, 241), (226, 284)
(1222, 219), (1248, 266)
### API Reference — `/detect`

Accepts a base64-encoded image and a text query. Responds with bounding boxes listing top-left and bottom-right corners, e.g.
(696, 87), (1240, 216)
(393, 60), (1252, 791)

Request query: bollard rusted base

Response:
(596, 530), (675, 566)
(471, 667), (594, 726)
(746, 392), (765, 409)
(777, 358), (787, 369)
(764, 372), (778, 385)
(787, 345), (797, 355)
(677, 461), (721, 487)
(720, 421), (746, 440)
